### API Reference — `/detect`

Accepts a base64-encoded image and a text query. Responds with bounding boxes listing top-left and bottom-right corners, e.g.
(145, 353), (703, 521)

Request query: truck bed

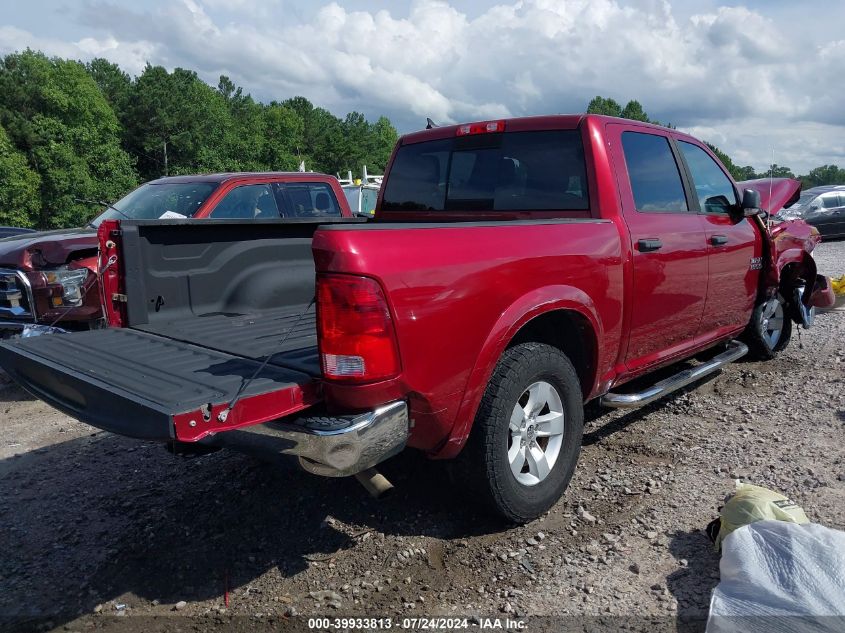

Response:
(136, 305), (319, 376)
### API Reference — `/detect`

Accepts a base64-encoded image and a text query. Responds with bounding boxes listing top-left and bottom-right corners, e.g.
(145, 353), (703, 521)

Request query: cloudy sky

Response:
(1, 0), (842, 174)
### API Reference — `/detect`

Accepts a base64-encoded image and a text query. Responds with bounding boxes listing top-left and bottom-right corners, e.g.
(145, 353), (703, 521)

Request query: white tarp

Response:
(707, 520), (845, 633)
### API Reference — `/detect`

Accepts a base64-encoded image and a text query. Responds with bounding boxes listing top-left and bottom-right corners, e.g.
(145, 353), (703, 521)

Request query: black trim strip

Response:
(316, 218), (612, 230)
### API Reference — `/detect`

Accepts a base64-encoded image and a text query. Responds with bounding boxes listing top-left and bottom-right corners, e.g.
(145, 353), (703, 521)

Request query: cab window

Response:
(678, 141), (737, 213)
(621, 132), (688, 212)
(210, 184), (279, 219)
(275, 182), (342, 217)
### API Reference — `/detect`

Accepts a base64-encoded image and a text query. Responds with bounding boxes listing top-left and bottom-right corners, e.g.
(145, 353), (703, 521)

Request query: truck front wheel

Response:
(743, 294), (792, 360)
(463, 342), (584, 523)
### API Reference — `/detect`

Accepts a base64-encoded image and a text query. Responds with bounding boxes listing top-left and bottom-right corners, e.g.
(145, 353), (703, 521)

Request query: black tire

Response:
(743, 294), (792, 360)
(460, 342), (584, 523)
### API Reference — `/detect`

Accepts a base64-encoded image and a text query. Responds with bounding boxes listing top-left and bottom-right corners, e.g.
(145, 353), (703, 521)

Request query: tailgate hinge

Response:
(112, 293), (128, 303)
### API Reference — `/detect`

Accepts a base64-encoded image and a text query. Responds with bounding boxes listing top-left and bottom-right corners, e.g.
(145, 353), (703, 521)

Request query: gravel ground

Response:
(1, 241), (843, 633)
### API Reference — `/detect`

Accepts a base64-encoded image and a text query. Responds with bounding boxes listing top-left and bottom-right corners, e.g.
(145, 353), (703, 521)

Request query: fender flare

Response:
(432, 284), (602, 459)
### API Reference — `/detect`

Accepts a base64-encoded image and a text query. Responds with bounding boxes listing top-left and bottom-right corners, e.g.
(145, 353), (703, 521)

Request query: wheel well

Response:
(507, 310), (597, 399)
(776, 256), (818, 324)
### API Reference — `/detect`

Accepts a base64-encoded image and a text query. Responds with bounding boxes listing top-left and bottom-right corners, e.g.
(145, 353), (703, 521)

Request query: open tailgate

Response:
(0, 328), (320, 442)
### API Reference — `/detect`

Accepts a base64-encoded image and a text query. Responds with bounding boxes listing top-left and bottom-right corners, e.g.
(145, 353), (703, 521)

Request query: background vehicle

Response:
(0, 115), (834, 523)
(776, 185), (845, 239)
(0, 172), (351, 336)
(339, 166), (382, 218)
(0, 226), (36, 239)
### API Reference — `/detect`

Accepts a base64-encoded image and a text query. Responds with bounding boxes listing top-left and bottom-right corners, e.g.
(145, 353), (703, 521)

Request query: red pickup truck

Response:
(0, 115), (834, 523)
(0, 172), (351, 336)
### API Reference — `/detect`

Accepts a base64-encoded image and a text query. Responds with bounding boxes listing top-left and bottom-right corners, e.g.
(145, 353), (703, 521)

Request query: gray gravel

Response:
(0, 240), (842, 632)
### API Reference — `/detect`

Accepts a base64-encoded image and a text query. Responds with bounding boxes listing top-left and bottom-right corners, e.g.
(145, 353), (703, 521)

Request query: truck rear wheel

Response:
(463, 342), (583, 523)
(743, 294), (792, 360)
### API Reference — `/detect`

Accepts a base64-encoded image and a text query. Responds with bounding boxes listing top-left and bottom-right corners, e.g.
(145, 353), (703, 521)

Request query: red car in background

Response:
(0, 172), (352, 336)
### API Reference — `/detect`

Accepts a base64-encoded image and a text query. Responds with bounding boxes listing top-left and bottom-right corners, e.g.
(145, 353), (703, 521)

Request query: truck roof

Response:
(399, 114), (680, 145)
(145, 172), (337, 185)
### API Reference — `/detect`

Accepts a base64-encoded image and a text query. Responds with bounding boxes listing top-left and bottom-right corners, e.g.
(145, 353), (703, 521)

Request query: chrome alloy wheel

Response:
(507, 380), (565, 486)
(760, 298), (785, 349)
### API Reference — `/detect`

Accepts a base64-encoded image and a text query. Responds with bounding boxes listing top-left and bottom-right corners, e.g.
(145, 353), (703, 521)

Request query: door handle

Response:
(710, 235), (728, 246)
(637, 238), (663, 252)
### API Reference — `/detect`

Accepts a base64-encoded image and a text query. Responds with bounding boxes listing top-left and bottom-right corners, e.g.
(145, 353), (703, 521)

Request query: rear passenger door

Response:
(675, 139), (761, 338)
(608, 125), (707, 373)
(274, 182), (343, 218)
(209, 184), (280, 219)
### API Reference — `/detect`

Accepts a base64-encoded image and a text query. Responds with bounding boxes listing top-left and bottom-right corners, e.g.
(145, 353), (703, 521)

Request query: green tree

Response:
(222, 89), (266, 172)
(733, 165), (758, 181)
(280, 96), (396, 175)
(801, 164), (845, 189)
(262, 102), (303, 171)
(86, 58), (131, 122)
(586, 96), (623, 117)
(0, 123), (40, 227)
(298, 105), (346, 173)
(0, 51), (404, 227)
(765, 164), (795, 179)
(367, 116), (398, 173)
(0, 51), (137, 228)
(620, 99), (650, 122)
(340, 111), (370, 173)
(124, 65), (232, 178)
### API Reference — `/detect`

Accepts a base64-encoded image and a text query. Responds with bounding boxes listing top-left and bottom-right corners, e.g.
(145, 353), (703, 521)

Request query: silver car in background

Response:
(777, 185), (845, 239)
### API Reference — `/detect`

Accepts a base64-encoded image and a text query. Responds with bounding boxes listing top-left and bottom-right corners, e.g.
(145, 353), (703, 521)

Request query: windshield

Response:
(91, 182), (218, 227)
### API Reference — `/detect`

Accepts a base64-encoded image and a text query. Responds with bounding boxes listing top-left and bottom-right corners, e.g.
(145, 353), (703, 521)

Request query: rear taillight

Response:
(316, 274), (400, 382)
(456, 120), (505, 136)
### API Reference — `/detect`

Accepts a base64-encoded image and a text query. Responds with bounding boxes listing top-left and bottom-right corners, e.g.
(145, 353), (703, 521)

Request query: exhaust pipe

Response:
(354, 468), (394, 499)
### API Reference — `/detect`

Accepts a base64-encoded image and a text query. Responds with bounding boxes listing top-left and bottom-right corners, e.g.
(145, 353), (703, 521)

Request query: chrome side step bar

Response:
(600, 340), (748, 409)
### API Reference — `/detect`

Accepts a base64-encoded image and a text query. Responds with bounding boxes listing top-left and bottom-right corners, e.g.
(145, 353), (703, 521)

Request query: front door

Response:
(608, 125), (708, 374)
(674, 139), (761, 338)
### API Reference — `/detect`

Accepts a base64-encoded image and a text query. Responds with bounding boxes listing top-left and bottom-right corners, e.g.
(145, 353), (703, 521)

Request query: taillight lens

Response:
(316, 274), (400, 382)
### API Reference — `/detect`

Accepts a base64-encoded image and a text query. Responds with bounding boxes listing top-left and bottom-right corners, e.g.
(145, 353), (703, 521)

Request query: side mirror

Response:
(731, 188), (764, 221)
(741, 189), (762, 214)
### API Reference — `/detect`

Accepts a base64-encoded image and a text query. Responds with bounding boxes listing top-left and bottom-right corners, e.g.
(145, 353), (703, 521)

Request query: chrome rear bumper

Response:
(209, 400), (410, 477)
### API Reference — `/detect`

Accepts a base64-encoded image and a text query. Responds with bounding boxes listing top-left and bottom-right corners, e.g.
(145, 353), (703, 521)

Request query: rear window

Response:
(381, 130), (589, 212)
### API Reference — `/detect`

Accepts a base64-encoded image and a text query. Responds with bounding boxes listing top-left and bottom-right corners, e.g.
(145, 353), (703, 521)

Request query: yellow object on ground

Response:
(715, 483), (809, 551)
(831, 274), (845, 296)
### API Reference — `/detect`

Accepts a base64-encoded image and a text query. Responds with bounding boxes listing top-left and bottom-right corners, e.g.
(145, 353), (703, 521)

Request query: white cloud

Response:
(3, 0), (844, 172)
(0, 26), (156, 75)
(684, 119), (845, 175)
